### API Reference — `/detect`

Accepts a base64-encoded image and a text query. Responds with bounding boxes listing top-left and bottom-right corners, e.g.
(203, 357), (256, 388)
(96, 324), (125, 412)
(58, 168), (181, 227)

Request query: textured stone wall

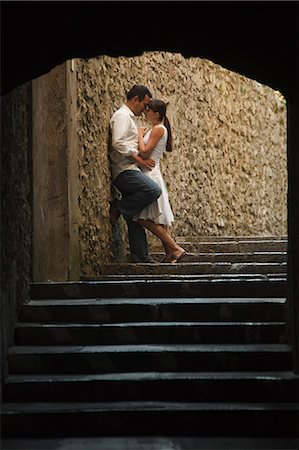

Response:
(76, 60), (120, 276)
(76, 52), (287, 272)
(32, 62), (81, 282)
(1, 82), (32, 383)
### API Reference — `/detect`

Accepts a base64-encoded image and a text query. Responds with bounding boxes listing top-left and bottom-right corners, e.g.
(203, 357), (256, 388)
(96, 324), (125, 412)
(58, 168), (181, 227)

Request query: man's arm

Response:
(110, 113), (136, 157)
(110, 112), (155, 169)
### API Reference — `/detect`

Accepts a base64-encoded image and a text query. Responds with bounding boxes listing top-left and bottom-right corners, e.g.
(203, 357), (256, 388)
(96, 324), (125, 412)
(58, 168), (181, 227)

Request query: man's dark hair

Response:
(127, 84), (152, 101)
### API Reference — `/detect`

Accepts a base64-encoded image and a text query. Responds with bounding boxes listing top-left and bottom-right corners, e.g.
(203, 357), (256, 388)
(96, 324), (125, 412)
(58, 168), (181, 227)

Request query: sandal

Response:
(168, 249), (186, 264)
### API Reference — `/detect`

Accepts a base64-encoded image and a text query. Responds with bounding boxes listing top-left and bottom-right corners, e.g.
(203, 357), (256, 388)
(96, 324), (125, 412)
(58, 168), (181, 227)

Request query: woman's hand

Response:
(138, 127), (146, 136)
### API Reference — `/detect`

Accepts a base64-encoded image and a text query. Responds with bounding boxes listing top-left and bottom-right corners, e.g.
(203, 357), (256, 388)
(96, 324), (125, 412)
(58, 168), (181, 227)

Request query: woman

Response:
(133, 99), (185, 263)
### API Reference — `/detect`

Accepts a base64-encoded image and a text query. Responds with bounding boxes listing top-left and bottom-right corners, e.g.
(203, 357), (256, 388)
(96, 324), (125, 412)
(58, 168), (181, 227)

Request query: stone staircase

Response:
(97, 235), (288, 276)
(2, 236), (299, 442)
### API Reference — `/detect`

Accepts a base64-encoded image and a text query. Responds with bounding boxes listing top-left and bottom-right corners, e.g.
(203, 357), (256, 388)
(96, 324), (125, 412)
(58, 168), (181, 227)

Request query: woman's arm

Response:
(138, 125), (164, 159)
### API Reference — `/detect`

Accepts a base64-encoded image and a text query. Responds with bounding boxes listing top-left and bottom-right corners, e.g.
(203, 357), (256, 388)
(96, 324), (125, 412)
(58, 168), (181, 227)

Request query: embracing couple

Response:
(109, 84), (186, 264)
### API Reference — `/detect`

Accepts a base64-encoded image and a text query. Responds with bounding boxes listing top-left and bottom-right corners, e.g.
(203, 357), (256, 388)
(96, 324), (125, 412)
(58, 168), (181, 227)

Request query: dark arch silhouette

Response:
(1, 1), (298, 370)
(1, 1), (298, 102)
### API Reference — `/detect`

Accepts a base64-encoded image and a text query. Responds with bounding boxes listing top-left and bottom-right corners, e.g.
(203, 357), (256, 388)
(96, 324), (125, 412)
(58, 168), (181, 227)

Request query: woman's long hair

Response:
(148, 99), (173, 152)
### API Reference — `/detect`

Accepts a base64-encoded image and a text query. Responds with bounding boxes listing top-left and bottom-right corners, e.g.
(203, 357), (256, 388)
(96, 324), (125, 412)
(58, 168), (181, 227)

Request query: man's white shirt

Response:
(109, 104), (140, 180)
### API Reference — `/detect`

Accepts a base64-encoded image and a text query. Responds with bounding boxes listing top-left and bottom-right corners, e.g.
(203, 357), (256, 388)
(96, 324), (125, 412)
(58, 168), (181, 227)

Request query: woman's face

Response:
(145, 106), (158, 122)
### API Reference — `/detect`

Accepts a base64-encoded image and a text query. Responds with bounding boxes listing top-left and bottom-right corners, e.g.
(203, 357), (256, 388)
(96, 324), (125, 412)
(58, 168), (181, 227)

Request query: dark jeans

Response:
(113, 169), (162, 262)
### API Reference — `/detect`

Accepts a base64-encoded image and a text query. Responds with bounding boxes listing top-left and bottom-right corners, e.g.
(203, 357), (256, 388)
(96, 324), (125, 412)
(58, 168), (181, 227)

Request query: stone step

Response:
(2, 401), (298, 438)
(20, 298), (286, 324)
(8, 344), (292, 374)
(30, 277), (287, 299)
(4, 371), (298, 403)
(174, 236), (288, 242)
(150, 251), (287, 263)
(150, 239), (288, 253)
(96, 262), (287, 276)
(2, 437), (298, 450)
(14, 322), (287, 346)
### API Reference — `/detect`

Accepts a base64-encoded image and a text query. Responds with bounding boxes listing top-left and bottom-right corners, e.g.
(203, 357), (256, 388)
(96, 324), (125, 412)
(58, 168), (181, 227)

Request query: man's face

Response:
(133, 94), (151, 116)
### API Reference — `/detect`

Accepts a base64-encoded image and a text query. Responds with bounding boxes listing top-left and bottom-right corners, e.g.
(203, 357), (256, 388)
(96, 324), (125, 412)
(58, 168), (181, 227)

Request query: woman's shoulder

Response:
(153, 124), (167, 134)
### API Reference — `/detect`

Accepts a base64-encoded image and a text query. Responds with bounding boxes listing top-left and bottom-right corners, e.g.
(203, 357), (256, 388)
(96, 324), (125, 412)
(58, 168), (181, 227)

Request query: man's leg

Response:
(113, 170), (162, 262)
(113, 170), (162, 219)
(126, 218), (149, 262)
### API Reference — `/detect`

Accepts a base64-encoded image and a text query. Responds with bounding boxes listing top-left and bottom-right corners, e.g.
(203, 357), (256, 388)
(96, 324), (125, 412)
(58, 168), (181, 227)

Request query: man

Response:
(109, 84), (162, 262)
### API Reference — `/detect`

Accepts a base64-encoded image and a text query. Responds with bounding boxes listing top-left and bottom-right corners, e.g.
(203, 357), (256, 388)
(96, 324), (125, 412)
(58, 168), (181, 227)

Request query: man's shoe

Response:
(132, 256), (159, 264)
(142, 256), (159, 264)
(109, 199), (121, 226)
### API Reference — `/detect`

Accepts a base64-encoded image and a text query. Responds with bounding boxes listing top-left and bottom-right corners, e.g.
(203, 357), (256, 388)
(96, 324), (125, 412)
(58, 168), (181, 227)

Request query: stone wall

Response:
(76, 52), (287, 273)
(1, 82), (32, 384)
(76, 61), (119, 276)
(32, 62), (81, 282)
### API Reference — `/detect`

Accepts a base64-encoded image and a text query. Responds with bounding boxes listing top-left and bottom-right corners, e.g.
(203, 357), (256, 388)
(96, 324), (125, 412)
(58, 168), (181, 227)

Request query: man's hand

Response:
(139, 158), (155, 170)
(130, 151), (155, 170)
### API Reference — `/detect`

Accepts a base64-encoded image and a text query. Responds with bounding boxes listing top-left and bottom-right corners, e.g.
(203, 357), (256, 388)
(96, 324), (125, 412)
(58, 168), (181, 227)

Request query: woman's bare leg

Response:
(161, 241), (171, 262)
(137, 219), (185, 263)
(161, 225), (173, 261)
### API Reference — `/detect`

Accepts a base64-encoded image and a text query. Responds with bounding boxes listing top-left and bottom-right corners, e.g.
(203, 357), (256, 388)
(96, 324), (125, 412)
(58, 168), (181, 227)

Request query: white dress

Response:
(134, 125), (174, 226)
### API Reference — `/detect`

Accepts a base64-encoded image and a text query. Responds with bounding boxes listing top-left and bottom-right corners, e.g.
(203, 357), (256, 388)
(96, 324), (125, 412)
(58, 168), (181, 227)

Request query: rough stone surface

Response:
(76, 52), (287, 275)
(76, 60), (118, 275)
(32, 64), (69, 282)
(1, 82), (32, 383)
